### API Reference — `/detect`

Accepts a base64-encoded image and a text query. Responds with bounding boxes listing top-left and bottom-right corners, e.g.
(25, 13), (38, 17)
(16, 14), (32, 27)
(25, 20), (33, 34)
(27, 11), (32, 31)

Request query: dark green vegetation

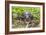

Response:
(12, 6), (40, 28)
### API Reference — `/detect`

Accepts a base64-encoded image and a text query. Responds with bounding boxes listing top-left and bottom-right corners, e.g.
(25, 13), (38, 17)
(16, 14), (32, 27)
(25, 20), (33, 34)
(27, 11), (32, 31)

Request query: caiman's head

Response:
(22, 12), (33, 22)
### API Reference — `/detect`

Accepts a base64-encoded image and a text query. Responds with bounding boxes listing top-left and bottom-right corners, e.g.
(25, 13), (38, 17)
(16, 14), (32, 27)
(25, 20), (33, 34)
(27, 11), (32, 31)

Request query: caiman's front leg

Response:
(26, 22), (29, 28)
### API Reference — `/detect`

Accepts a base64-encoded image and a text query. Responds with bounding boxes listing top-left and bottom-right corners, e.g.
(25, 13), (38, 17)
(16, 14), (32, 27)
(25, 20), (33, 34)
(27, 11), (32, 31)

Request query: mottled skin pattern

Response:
(12, 12), (35, 28)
